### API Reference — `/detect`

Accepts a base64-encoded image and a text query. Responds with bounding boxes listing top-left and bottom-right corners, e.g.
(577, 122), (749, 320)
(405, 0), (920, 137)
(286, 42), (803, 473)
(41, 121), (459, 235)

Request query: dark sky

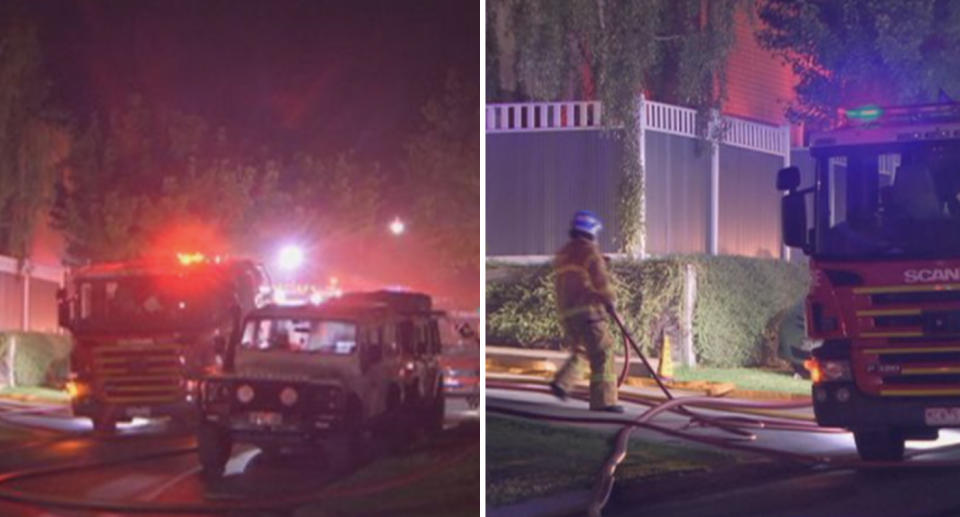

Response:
(32, 0), (479, 161)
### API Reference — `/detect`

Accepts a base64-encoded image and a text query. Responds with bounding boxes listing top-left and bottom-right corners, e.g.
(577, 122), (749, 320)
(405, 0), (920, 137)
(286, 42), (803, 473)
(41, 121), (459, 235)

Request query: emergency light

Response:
(842, 102), (960, 127)
(177, 252), (206, 265)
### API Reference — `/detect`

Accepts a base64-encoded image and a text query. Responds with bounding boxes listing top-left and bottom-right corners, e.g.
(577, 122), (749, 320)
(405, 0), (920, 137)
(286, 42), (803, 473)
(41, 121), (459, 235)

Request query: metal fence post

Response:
(20, 259), (31, 332)
(780, 124), (792, 262)
(681, 263), (697, 367)
(708, 109), (720, 255)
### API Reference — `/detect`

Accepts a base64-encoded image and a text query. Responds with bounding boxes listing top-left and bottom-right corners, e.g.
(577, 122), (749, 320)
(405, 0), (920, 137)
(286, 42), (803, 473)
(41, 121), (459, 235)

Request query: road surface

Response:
(0, 396), (479, 516)
(488, 378), (960, 517)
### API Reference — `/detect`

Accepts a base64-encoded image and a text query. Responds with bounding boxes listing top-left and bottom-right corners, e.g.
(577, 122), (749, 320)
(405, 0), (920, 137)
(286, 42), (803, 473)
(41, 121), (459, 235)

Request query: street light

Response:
(389, 217), (405, 236)
(277, 244), (304, 271)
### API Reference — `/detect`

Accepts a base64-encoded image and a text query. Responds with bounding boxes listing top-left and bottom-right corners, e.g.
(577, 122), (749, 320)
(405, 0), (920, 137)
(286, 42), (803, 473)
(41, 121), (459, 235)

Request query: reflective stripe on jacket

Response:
(554, 236), (615, 321)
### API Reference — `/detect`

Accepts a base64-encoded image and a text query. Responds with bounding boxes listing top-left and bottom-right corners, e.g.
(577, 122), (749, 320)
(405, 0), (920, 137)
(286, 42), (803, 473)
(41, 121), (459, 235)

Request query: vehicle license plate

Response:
(125, 406), (151, 417)
(248, 411), (282, 427)
(924, 407), (960, 426)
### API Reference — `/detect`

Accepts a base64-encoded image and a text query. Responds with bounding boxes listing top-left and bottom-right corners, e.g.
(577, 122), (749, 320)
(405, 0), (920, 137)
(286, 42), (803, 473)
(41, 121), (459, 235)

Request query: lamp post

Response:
(389, 217), (405, 236)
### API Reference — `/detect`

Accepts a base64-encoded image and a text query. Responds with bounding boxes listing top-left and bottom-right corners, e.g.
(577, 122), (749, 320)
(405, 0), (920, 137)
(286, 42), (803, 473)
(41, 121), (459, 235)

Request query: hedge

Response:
(0, 332), (73, 388)
(486, 255), (809, 368)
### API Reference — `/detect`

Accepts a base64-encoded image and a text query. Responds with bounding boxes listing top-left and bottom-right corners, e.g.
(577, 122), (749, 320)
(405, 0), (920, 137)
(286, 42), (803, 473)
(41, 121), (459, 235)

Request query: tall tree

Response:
(0, 14), (65, 260)
(53, 92), (388, 265)
(54, 95), (267, 261)
(404, 71), (481, 278)
(488, 0), (744, 257)
(757, 0), (960, 126)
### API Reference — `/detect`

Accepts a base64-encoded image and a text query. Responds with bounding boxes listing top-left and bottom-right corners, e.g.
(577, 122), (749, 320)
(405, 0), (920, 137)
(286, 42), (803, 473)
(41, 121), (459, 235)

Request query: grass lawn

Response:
(294, 423), (480, 517)
(672, 366), (811, 395)
(0, 386), (70, 403)
(487, 416), (748, 507)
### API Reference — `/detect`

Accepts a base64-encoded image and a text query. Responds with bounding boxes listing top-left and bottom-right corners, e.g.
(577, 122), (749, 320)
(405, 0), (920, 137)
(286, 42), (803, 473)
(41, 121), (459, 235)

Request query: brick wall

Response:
(722, 7), (798, 133)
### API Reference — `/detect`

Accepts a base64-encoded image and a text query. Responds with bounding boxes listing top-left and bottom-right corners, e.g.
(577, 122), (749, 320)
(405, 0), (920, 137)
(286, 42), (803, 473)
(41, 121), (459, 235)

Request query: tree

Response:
(0, 14), (65, 261)
(53, 92), (389, 267)
(757, 0), (960, 126)
(404, 71), (481, 277)
(54, 95), (271, 261)
(488, 0), (744, 257)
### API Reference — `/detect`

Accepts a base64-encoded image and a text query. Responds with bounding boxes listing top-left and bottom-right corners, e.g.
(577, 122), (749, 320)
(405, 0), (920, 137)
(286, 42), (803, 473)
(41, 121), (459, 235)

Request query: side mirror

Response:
(782, 192), (809, 250)
(57, 288), (71, 329)
(777, 166), (801, 191)
(213, 335), (227, 355)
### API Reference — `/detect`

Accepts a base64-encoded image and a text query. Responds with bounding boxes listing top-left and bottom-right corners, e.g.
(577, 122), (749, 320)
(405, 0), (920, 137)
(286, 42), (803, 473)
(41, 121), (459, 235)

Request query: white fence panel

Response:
(486, 97), (790, 158)
(486, 101), (604, 132)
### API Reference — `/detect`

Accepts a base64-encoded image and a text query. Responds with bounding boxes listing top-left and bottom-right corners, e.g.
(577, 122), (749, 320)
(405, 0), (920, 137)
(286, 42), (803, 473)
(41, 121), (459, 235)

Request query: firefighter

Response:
(549, 210), (624, 413)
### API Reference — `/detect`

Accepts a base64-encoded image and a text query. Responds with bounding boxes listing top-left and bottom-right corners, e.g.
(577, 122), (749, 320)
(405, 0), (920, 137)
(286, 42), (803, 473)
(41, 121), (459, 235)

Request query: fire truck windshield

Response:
(239, 318), (357, 355)
(73, 273), (227, 333)
(813, 141), (960, 259)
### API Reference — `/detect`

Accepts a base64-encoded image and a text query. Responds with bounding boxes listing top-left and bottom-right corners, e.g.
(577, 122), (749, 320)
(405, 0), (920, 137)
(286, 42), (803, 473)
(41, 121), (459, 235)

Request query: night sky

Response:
(32, 0), (479, 162)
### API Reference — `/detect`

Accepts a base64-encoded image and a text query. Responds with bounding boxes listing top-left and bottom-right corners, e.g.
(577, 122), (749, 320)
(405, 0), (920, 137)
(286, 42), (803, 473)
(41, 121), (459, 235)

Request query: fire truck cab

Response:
(196, 290), (445, 479)
(779, 103), (960, 460)
(59, 255), (271, 434)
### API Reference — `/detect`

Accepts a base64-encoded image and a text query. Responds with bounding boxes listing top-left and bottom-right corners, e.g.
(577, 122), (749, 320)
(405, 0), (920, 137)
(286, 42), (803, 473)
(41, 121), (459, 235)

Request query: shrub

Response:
(0, 332), (73, 387)
(486, 255), (809, 367)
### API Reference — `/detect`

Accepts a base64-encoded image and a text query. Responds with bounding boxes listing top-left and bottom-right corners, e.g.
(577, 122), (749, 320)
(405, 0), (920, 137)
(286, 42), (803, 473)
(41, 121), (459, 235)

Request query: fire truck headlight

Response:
(237, 384), (255, 404)
(66, 380), (89, 400)
(806, 358), (851, 384)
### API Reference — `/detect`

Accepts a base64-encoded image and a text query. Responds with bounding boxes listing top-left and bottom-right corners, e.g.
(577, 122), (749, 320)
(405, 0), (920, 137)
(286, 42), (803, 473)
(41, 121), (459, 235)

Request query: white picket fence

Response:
(486, 95), (790, 158)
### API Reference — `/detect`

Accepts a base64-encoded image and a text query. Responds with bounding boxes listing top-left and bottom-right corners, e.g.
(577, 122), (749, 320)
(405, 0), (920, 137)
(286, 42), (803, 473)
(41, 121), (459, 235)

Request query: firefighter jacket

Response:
(554, 236), (616, 321)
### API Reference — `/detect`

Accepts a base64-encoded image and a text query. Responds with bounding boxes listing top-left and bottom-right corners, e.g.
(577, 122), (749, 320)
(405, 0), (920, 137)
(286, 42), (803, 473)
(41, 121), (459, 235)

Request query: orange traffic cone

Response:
(658, 332), (674, 381)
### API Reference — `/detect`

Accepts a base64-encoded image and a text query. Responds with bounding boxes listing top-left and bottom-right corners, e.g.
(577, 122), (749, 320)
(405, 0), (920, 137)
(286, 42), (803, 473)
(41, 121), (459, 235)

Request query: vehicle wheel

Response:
(198, 423), (232, 481)
(92, 413), (116, 436)
(854, 428), (905, 462)
(325, 398), (365, 471)
(426, 384), (445, 437)
(467, 394), (479, 410)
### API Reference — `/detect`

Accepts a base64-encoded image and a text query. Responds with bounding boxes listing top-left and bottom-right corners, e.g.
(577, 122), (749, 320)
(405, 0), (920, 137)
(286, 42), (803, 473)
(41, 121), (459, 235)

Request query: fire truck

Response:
(196, 290), (445, 478)
(58, 254), (271, 434)
(779, 103), (960, 460)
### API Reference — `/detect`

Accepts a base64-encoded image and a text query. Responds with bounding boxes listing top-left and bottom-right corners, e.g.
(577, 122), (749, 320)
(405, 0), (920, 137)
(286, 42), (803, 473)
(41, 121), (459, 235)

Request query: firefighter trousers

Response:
(552, 314), (617, 409)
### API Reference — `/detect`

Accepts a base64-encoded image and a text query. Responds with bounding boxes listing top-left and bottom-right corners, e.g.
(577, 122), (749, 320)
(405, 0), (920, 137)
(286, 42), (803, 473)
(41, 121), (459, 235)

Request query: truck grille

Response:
(92, 345), (183, 403)
(852, 283), (960, 396)
(858, 345), (960, 396)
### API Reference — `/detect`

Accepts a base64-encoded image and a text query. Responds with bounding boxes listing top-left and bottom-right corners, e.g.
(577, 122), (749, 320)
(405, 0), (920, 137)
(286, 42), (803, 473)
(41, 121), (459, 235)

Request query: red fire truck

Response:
(779, 103), (960, 460)
(58, 254), (271, 434)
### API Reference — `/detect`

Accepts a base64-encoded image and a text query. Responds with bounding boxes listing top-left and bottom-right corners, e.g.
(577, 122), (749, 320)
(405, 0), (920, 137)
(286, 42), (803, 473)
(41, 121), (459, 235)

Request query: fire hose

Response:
(487, 308), (960, 517)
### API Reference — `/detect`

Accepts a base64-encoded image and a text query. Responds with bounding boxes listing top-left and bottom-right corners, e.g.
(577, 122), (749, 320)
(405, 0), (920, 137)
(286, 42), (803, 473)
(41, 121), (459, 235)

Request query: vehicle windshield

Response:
(73, 273), (226, 333)
(814, 141), (960, 259)
(239, 318), (357, 355)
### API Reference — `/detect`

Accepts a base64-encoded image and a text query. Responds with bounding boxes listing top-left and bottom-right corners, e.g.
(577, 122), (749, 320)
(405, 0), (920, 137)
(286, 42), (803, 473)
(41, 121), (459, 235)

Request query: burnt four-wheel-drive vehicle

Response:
(196, 290), (445, 478)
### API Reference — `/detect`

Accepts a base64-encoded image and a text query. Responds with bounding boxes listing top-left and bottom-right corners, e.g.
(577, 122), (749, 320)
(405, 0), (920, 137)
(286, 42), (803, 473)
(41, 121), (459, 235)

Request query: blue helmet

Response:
(571, 210), (602, 237)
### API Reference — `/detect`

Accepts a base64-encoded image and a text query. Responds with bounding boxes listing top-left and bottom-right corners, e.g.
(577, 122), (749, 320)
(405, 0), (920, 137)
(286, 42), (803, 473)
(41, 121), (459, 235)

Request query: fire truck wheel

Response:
(92, 414), (116, 436)
(198, 423), (232, 480)
(854, 428), (905, 462)
(426, 386), (444, 437)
